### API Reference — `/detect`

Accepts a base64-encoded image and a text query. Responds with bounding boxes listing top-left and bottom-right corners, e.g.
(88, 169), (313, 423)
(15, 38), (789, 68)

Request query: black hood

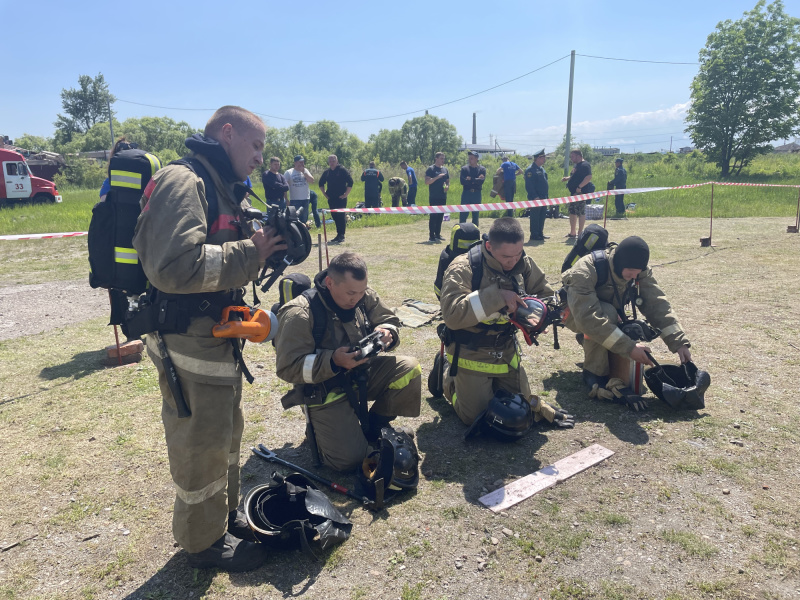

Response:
(184, 133), (239, 184)
(314, 270), (358, 323)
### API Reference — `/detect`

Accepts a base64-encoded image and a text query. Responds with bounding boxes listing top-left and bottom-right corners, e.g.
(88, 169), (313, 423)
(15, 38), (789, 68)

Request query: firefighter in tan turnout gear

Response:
(133, 106), (286, 572)
(275, 252), (422, 472)
(439, 218), (574, 430)
(562, 235), (692, 407)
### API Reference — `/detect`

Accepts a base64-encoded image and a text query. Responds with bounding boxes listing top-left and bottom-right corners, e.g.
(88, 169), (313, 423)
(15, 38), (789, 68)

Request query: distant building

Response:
(774, 142), (800, 153)
(592, 146), (620, 156)
(458, 144), (516, 159)
(678, 146), (695, 154)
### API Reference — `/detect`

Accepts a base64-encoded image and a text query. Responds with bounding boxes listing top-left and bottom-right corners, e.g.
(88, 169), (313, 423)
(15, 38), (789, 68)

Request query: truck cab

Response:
(1, 148), (62, 204)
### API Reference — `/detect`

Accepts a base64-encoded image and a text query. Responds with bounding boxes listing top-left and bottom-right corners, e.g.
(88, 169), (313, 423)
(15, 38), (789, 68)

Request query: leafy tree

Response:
(686, 1), (800, 177)
(120, 116), (200, 156)
(54, 73), (116, 142)
(400, 115), (462, 164)
(369, 128), (405, 164)
(13, 134), (53, 152)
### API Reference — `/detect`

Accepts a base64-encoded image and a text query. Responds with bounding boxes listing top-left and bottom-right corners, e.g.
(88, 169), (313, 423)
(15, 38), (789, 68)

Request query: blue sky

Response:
(3, 0), (795, 154)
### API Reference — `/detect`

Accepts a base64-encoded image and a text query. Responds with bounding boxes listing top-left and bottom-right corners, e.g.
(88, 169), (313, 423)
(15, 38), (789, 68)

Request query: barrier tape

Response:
(0, 231), (88, 241)
(1, 181), (797, 240)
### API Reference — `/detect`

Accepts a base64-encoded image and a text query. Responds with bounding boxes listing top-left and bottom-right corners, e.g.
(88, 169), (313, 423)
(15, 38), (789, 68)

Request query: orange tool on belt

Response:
(212, 306), (278, 343)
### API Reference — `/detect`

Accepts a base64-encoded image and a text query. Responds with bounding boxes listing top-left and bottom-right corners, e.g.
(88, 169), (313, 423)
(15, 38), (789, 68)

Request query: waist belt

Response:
(126, 288), (244, 338)
(440, 324), (515, 377)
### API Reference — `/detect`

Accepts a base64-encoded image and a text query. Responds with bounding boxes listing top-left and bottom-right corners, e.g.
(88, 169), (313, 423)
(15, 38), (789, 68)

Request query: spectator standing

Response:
(424, 152), (450, 242)
(361, 160), (385, 208)
(500, 155), (523, 217)
(459, 150), (486, 226)
(524, 148), (549, 242)
(284, 155), (314, 223)
(262, 157), (289, 210)
(401, 160), (418, 206)
(319, 154), (354, 244)
(561, 149), (595, 238)
(608, 157), (628, 219)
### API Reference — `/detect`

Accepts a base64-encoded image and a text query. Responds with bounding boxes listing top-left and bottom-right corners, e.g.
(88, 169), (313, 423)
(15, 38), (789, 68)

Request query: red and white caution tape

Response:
(0, 231), (88, 241)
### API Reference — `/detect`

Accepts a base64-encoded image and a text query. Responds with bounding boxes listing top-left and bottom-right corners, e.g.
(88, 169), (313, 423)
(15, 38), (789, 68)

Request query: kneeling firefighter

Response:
(438, 217), (574, 436)
(274, 251), (422, 499)
(131, 107), (314, 573)
(561, 235), (694, 411)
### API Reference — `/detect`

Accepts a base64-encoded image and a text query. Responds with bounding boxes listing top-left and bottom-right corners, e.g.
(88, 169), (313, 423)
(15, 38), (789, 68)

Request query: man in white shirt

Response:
(284, 154), (315, 223)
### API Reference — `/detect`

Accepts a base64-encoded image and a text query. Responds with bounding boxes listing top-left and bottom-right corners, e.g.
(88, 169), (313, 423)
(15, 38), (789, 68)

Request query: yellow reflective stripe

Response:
(601, 327), (626, 350)
(322, 391), (347, 405)
(110, 170), (142, 189)
(510, 352), (520, 369)
(282, 279), (295, 303)
(174, 473), (227, 505)
(446, 353), (509, 374)
(388, 364), (422, 390)
(114, 246), (138, 264)
(457, 238), (474, 249)
(433, 284), (441, 296)
(145, 153), (161, 177)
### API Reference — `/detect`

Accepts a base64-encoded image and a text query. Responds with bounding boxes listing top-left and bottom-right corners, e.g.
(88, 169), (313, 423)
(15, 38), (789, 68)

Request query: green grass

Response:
(660, 529), (719, 558)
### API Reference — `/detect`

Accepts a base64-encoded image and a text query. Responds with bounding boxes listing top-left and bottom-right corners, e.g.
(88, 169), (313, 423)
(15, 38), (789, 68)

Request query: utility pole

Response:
(472, 112), (477, 145)
(670, 136), (673, 153)
(563, 50), (575, 177)
(107, 98), (115, 148)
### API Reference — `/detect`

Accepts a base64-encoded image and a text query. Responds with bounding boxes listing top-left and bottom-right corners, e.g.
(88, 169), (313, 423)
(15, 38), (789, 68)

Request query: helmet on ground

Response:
(359, 427), (420, 502)
(509, 296), (550, 345)
(464, 389), (532, 442)
(644, 361), (710, 410)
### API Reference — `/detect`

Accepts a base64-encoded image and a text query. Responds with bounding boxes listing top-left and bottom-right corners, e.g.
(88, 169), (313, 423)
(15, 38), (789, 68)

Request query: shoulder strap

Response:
(468, 243), (483, 291)
(590, 249), (609, 287)
(301, 289), (327, 350)
(171, 157), (220, 228)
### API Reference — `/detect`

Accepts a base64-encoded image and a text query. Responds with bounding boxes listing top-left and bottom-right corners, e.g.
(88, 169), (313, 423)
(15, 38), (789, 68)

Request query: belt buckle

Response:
(198, 300), (211, 312)
(489, 350), (504, 360)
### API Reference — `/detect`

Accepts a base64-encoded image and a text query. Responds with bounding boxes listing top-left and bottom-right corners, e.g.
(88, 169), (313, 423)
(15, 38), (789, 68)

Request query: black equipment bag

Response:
(644, 360), (710, 410)
(244, 472), (352, 554)
(88, 149), (162, 295)
(433, 223), (481, 299)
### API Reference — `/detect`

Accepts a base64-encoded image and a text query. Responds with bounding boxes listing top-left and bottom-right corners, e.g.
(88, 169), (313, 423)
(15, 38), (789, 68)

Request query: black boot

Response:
(228, 509), (257, 542)
(582, 369), (609, 391)
(187, 532), (267, 572)
(366, 414), (394, 442)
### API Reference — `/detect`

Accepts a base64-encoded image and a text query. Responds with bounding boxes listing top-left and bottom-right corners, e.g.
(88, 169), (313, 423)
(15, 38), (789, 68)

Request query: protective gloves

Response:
(532, 395), (575, 428)
(588, 378), (648, 411)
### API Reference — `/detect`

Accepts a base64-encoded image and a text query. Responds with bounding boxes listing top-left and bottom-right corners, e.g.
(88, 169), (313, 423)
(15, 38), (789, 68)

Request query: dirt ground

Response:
(1, 217), (799, 600)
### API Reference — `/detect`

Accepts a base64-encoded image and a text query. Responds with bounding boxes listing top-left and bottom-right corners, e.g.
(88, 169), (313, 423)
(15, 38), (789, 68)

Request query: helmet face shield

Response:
(510, 297), (549, 345)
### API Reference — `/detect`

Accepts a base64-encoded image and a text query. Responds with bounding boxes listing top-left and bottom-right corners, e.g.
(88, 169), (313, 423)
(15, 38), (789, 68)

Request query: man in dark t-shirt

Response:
(319, 154), (354, 244)
(425, 152), (450, 242)
(262, 157), (289, 210)
(459, 150), (486, 226)
(561, 149), (595, 238)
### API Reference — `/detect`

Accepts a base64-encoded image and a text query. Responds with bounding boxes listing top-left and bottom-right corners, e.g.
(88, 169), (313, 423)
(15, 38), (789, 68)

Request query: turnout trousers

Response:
(442, 355), (532, 426)
(307, 355), (422, 471)
(146, 332), (243, 554)
(564, 300), (621, 376)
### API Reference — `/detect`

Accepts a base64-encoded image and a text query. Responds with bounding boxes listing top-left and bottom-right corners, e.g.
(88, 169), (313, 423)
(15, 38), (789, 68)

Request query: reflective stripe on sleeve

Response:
(199, 245), (222, 292)
(601, 327), (626, 350)
(174, 472), (227, 505)
(660, 324), (681, 337)
(302, 354), (317, 383)
(467, 290), (487, 322)
(114, 246), (138, 264)
(110, 170), (143, 189)
(388, 364), (422, 390)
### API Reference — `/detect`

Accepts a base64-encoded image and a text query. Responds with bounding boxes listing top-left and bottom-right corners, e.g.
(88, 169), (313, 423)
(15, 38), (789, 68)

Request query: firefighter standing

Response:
(133, 106), (286, 572)
(361, 161), (385, 209)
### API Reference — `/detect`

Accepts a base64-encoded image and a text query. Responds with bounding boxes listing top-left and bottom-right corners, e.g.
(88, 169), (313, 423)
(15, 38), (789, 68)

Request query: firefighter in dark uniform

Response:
(524, 148), (549, 242)
(608, 158), (628, 218)
(361, 161), (385, 209)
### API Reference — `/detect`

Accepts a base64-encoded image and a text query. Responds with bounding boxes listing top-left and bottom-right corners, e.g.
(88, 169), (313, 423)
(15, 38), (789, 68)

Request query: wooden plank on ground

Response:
(478, 444), (614, 512)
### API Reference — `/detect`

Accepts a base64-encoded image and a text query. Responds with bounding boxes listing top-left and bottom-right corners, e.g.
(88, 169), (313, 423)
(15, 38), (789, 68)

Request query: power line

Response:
(117, 54), (571, 126)
(576, 53), (698, 66)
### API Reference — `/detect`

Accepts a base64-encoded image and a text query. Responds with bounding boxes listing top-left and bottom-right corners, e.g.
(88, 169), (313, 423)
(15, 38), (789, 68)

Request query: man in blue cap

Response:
(524, 149), (549, 242)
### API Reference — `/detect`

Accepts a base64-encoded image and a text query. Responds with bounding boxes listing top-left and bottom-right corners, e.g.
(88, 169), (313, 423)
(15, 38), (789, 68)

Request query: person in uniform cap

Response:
(608, 157), (628, 219)
(459, 150), (487, 225)
(561, 235), (693, 402)
(524, 149), (549, 242)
